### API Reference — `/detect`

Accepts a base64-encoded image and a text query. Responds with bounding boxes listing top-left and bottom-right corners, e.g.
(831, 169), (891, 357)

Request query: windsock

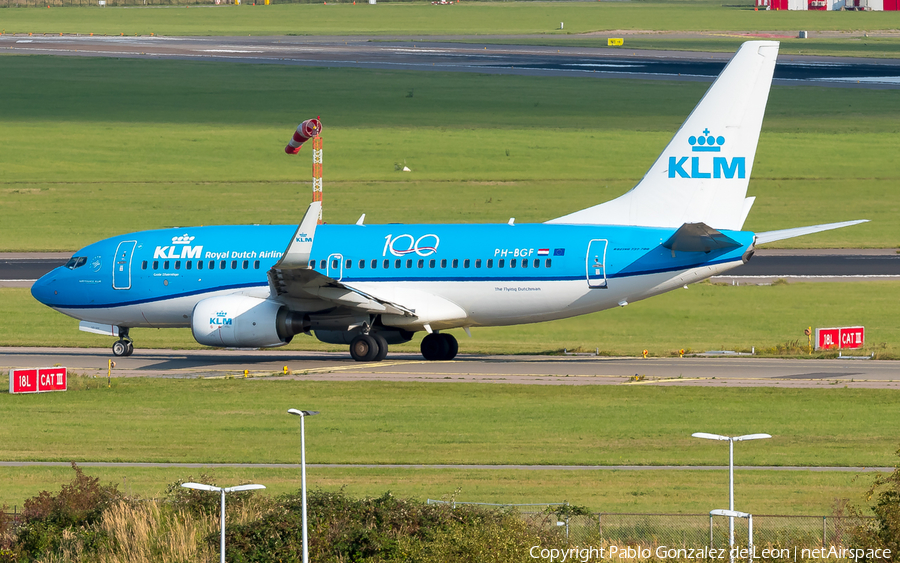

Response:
(284, 118), (322, 154)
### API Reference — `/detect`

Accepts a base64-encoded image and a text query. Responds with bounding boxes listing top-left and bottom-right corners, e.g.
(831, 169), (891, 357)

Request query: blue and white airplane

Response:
(32, 41), (865, 361)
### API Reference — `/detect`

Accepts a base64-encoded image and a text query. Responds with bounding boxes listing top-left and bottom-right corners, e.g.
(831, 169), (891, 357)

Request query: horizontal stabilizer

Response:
(755, 220), (869, 245)
(663, 222), (741, 253)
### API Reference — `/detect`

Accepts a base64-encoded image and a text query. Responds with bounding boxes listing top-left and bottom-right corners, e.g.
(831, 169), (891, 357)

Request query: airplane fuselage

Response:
(32, 222), (754, 333)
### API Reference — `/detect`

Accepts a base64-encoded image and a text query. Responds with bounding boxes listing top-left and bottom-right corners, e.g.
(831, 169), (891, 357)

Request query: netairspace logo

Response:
(668, 128), (745, 180)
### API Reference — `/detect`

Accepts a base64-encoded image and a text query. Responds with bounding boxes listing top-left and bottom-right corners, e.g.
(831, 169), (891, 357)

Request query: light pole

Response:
(180, 482), (266, 563)
(288, 408), (320, 563)
(692, 432), (770, 560)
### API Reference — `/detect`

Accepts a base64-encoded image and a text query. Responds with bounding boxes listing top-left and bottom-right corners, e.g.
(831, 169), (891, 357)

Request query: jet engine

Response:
(284, 118), (322, 154)
(191, 295), (308, 348)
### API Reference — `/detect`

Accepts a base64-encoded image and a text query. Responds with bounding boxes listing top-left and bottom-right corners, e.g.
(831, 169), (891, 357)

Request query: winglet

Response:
(274, 201), (322, 269)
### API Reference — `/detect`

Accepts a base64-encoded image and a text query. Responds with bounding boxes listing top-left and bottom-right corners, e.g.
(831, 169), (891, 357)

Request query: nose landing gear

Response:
(111, 328), (134, 357)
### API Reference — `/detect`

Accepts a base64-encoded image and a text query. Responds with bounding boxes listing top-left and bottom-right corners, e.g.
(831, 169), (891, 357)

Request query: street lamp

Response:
(692, 432), (770, 560)
(180, 481), (266, 563)
(288, 408), (320, 563)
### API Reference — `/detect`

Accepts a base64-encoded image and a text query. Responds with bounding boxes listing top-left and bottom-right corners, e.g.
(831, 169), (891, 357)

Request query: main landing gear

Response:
(420, 332), (458, 361)
(111, 328), (134, 357)
(349, 333), (389, 362)
(347, 331), (458, 362)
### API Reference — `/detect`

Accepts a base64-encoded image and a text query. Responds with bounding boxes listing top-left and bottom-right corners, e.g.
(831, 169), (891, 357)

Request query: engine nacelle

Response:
(191, 296), (308, 348)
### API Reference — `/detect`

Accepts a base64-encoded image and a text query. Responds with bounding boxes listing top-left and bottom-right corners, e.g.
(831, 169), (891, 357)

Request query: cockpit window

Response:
(65, 256), (87, 270)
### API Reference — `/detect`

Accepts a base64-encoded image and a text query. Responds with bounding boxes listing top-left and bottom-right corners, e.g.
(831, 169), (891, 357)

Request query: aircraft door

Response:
(326, 253), (343, 281)
(586, 239), (608, 288)
(113, 240), (137, 290)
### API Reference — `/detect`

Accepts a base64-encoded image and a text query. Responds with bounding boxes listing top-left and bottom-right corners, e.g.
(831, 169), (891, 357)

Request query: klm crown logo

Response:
(689, 129), (725, 153)
(668, 127), (745, 180)
(172, 234), (195, 245)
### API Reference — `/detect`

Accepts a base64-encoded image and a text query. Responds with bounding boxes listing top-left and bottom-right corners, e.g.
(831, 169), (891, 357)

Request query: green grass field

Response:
(0, 376), (895, 512)
(5, 280), (900, 356)
(3, 3), (900, 38)
(0, 465), (875, 516)
(1, 56), (897, 251)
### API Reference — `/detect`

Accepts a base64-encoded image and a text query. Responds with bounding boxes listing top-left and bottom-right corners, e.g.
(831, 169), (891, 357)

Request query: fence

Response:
(522, 512), (874, 550)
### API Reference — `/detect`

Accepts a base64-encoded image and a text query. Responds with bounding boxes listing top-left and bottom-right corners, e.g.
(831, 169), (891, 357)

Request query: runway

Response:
(2, 347), (898, 389)
(3, 34), (900, 88)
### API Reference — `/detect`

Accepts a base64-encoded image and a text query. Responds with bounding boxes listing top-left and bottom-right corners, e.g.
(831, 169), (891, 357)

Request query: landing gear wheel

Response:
(350, 334), (378, 362)
(112, 340), (129, 357)
(421, 333), (450, 361)
(439, 333), (458, 361)
(124, 342), (134, 356)
(372, 333), (389, 362)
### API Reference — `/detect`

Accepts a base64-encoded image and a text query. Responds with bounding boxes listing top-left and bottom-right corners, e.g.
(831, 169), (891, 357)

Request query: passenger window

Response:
(463, 259), (469, 268)
(383, 259), (390, 269)
(308, 260), (315, 269)
(406, 259), (413, 268)
(231, 260), (237, 269)
(186, 261), (192, 270)
(475, 259), (482, 268)
(521, 259), (527, 269)
(254, 260), (260, 269)
(141, 261), (148, 270)
(487, 259), (493, 268)
(440, 259), (447, 268)
(346, 259), (352, 269)
(175, 261), (181, 270)
(359, 260), (365, 269)
(510, 259), (516, 268)
(395, 259), (401, 268)
(534, 259), (540, 268)
(417, 259), (424, 268)
(332, 259), (339, 269)
(208, 261), (214, 270)
(546, 258), (552, 268)
(164, 261), (170, 269)
(198, 261), (204, 270)
(320, 260), (326, 270)
(152, 261), (159, 270)
(429, 259), (436, 268)
(242, 260), (249, 269)
(499, 259), (505, 268)
(220, 260), (226, 270)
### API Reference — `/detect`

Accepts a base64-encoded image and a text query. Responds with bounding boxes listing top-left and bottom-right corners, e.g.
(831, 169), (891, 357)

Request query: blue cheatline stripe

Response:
(56, 282), (269, 310)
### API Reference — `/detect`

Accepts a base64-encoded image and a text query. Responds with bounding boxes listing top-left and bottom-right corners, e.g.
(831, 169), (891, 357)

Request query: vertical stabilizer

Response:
(547, 41), (779, 230)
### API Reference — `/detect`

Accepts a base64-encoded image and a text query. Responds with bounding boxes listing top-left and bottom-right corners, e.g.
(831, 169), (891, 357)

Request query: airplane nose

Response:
(30, 271), (58, 306)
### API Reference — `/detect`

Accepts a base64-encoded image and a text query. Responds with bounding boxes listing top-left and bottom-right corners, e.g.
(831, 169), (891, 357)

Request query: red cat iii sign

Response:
(9, 367), (67, 394)
(815, 326), (865, 351)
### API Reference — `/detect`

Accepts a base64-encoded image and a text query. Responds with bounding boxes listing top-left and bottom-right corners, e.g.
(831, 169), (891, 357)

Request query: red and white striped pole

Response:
(312, 134), (323, 224)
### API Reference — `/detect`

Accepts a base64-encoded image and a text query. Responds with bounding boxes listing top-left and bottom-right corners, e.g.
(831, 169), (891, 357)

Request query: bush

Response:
(224, 489), (563, 563)
(15, 462), (120, 559)
(849, 447), (900, 563)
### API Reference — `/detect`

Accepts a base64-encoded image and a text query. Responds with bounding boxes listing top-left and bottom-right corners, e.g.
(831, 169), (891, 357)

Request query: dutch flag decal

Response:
(537, 248), (550, 256)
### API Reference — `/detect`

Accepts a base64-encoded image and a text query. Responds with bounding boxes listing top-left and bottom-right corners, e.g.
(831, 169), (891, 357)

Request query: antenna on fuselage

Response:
(285, 117), (324, 224)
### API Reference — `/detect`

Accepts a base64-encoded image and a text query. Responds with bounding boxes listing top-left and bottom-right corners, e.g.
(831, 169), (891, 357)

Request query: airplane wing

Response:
(267, 202), (416, 317)
(754, 220), (869, 245)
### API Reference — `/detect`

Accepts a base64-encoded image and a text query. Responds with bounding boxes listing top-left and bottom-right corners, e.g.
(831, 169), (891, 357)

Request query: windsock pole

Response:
(312, 133), (323, 224)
